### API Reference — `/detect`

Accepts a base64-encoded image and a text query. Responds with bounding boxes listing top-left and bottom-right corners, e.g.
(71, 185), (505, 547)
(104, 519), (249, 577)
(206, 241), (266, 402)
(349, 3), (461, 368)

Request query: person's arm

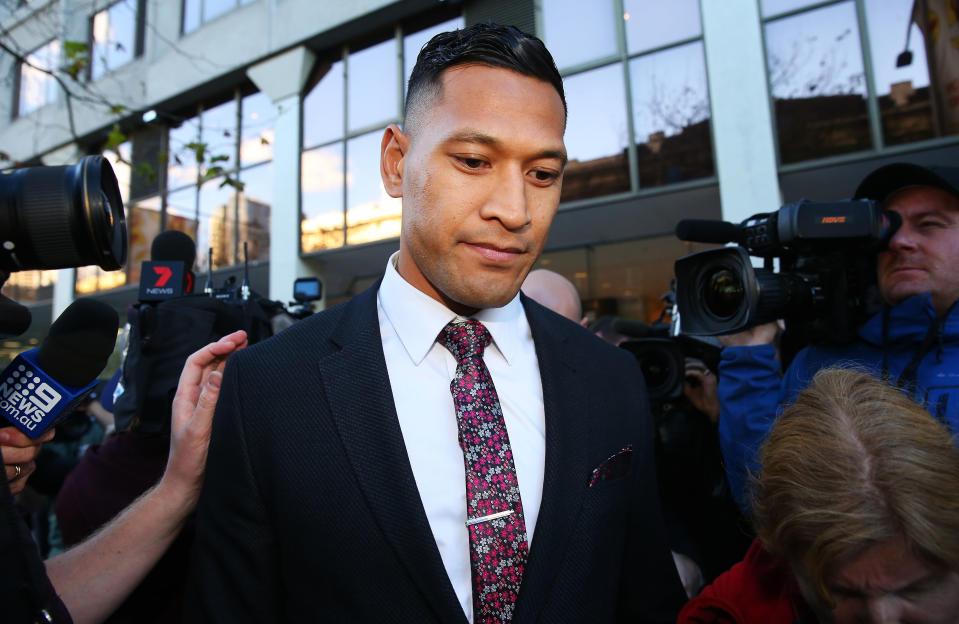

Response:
(44, 330), (247, 624)
(716, 322), (782, 513)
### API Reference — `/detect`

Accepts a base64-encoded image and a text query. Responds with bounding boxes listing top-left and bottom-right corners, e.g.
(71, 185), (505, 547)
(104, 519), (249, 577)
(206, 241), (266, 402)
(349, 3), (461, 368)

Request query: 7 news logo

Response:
(0, 364), (62, 432)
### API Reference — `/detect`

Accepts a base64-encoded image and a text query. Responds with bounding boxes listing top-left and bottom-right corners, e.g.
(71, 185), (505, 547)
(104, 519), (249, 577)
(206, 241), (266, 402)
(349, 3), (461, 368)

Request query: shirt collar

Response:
(378, 251), (528, 366)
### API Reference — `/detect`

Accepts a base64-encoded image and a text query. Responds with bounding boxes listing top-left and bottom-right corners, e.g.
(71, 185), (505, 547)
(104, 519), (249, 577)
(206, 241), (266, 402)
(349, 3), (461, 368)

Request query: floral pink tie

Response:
(439, 320), (528, 624)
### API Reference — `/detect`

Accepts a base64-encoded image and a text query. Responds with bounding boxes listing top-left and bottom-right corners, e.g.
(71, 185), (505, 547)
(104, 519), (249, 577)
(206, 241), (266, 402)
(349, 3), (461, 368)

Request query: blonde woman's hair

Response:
(751, 367), (959, 607)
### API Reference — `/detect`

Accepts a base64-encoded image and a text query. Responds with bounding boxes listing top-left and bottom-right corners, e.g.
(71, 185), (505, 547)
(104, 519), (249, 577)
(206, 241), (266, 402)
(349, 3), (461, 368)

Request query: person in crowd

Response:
(186, 22), (684, 624)
(521, 268), (585, 324)
(0, 330), (247, 623)
(679, 367), (959, 623)
(717, 163), (959, 511)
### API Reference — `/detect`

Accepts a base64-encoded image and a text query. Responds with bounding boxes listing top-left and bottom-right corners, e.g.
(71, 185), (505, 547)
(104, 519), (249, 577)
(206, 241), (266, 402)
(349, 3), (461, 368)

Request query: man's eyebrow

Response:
(443, 130), (568, 166)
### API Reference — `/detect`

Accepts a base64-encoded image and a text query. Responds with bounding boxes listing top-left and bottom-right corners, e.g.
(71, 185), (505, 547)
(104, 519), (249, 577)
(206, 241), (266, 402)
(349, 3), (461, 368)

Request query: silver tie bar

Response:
(465, 509), (514, 526)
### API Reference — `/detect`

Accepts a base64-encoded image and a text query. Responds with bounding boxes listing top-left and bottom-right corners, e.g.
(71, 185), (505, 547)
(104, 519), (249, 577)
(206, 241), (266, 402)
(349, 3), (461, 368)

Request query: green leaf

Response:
(185, 141), (207, 163)
(209, 154), (229, 163)
(220, 177), (245, 191)
(104, 124), (127, 151)
(109, 105), (126, 115)
(135, 162), (158, 183)
(202, 165), (224, 181)
(64, 41), (88, 57)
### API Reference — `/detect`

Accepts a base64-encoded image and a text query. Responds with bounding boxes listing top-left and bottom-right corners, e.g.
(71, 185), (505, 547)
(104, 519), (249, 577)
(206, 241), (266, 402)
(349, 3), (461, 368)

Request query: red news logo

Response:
(821, 216), (847, 224)
(152, 266), (173, 287)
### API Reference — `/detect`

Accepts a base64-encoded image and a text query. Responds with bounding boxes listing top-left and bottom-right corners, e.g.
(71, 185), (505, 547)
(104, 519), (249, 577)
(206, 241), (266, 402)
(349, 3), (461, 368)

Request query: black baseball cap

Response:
(854, 162), (959, 203)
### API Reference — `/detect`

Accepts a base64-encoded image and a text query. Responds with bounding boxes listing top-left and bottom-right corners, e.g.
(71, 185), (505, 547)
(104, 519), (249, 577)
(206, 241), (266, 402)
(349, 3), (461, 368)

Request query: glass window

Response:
(196, 177), (235, 269)
(125, 195), (163, 285)
(17, 40), (59, 116)
(303, 60), (344, 149)
(168, 118), (201, 189)
(535, 236), (717, 326)
(183, 0), (201, 33)
(4, 270), (57, 303)
(542, 0), (618, 70)
(182, 0), (251, 34)
(201, 98), (238, 173)
(236, 162), (272, 262)
(301, 144), (346, 252)
(348, 38), (398, 132)
(630, 41), (714, 187)
(91, 0), (137, 80)
(561, 64), (630, 202)
(302, 18), (463, 252)
(240, 91), (275, 166)
(203, 0), (234, 23)
(761, 0), (821, 17)
(624, 0), (701, 54)
(346, 131), (401, 245)
(765, 1), (871, 163)
(864, 0), (949, 144)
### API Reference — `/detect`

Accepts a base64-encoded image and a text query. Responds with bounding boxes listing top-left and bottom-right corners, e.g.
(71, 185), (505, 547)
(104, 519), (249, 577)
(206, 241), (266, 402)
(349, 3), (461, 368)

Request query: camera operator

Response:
(717, 162), (959, 513)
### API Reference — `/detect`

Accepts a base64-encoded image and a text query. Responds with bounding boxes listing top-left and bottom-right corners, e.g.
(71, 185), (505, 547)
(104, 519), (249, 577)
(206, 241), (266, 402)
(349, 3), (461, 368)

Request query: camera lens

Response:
(703, 268), (744, 319)
(0, 155), (127, 272)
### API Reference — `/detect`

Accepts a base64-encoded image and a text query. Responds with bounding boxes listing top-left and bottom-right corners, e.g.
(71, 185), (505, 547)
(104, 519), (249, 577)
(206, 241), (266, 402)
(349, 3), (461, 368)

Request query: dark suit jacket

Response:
(186, 284), (685, 622)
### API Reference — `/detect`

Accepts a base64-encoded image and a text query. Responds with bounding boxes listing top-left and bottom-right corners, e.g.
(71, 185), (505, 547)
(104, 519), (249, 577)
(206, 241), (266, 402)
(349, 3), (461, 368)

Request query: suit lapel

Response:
(514, 297), (591, 622)
(317, 285), (467, 624)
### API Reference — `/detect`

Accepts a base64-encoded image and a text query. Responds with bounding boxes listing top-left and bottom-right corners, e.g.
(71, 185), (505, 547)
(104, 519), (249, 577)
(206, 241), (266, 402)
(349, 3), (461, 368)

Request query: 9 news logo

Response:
(0, 363), (62, 432)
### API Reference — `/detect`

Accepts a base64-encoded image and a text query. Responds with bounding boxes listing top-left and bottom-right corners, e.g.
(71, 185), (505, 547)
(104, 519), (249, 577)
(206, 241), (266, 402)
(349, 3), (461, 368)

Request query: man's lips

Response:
(464, 242), (525, 263)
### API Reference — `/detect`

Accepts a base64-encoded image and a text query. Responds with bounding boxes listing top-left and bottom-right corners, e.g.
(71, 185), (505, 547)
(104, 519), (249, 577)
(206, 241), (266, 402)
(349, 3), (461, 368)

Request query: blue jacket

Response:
(717, 292), (959, 512)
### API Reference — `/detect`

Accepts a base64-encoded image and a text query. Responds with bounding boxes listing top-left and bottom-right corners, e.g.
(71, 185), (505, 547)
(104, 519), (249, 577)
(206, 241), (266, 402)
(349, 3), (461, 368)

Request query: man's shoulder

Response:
(234, 288), (378, 366)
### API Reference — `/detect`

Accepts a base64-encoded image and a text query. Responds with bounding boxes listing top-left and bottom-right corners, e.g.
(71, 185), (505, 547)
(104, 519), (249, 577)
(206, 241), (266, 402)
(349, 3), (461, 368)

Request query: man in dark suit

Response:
(186, 23), (685, 623)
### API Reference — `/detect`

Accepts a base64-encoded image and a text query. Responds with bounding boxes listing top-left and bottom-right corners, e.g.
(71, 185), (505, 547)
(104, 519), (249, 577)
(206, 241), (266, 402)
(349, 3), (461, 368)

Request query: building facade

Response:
(1, 0), (957, 350)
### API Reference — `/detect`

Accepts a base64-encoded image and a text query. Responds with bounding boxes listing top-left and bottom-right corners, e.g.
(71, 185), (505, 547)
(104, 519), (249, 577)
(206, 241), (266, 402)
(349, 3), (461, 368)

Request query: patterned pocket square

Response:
(587, 444), (634, 487)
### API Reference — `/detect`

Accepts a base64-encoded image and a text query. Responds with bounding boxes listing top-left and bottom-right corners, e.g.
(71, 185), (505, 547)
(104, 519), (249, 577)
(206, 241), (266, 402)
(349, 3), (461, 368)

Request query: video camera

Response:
(0, 155), (126, 274)
(0, 156), (126, 436)
(673, 199), (899, 346)
(614, 304), (721, 404)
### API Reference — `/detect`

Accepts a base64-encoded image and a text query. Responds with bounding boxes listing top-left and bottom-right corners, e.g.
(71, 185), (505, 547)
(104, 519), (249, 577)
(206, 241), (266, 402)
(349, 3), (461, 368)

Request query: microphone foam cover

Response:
(36, 298), (119, 388)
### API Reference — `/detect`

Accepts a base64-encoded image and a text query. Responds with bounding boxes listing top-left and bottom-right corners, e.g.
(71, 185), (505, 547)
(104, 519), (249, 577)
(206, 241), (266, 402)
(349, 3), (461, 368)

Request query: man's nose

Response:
(887, 220), (917, 251)
(480, 167), (531, 230)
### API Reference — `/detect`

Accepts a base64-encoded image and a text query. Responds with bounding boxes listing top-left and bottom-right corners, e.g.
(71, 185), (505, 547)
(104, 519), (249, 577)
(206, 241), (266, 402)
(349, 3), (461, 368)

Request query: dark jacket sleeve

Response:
(717, 344), (783, 513)
(184, 354), (282, 622)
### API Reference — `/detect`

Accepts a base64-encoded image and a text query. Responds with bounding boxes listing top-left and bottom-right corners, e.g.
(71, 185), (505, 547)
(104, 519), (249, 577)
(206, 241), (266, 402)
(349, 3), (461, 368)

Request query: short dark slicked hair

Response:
(404, 22), (566, 132)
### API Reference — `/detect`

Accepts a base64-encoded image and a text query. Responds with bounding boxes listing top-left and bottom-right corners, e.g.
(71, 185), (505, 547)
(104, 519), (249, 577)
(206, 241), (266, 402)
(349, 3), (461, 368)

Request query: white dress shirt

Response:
(377, 252), (546, 623)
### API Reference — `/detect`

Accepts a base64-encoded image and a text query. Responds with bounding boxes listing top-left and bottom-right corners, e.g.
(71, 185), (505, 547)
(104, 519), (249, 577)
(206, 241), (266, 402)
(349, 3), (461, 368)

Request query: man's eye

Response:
(458, 157), (485, 169)
(531, 170), (558, 183)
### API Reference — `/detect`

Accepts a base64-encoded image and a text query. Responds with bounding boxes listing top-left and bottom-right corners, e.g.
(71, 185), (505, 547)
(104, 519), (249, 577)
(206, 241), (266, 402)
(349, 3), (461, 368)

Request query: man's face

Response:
(799, 537), (959, 623)
(381, 64), (567, 315)
(877, 187), (959, 315)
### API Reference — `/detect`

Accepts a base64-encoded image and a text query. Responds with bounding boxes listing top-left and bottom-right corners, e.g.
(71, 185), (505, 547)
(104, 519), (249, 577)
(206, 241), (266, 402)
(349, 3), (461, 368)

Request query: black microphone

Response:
(0, 298), (118, 438)
(139, 230), (197, 300)
(675, 219), (743, 245)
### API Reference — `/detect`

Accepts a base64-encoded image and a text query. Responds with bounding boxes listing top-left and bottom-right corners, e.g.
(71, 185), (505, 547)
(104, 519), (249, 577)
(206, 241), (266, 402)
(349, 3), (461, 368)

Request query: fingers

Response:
(0, 426), (51, 467)
(0, 426), (54, 448)
(194, 370), (224, 415)
(5, 459), (34, 483)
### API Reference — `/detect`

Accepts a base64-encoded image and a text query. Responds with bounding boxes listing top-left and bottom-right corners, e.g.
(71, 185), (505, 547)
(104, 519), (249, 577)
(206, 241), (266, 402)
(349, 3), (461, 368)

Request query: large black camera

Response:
(674, 199), (899, 345)
(0, 155), (127, 272)
(615, 318), (721, 403)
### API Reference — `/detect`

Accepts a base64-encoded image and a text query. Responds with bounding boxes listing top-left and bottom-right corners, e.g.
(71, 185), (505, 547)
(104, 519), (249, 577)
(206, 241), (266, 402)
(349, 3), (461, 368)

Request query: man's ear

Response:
(381, 124), (409, 198)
